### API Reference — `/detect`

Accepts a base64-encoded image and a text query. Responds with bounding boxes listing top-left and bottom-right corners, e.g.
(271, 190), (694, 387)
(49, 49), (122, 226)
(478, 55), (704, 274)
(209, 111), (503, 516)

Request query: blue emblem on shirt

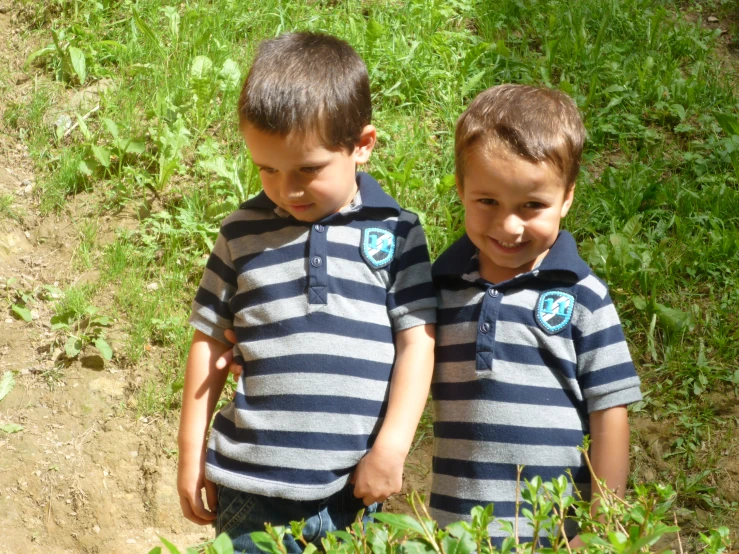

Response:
(535, 291), (575, 334)
(361, 227), (395, 269)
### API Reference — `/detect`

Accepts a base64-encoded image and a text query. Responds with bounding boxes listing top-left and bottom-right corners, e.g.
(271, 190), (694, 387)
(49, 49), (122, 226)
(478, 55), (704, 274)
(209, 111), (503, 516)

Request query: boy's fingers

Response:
(204, 479), (218, 512)
(188, 489), (216, 523)
(215, 349), (234, 370)
(224, 329), (237, 343)
(180, 494), (214, 525)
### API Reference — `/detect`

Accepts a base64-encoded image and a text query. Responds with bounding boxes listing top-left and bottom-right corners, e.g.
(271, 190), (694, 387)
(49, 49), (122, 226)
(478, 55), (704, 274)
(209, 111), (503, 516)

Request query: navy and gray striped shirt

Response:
(430, 231), (642, 543)
(189, 172), (437, 500)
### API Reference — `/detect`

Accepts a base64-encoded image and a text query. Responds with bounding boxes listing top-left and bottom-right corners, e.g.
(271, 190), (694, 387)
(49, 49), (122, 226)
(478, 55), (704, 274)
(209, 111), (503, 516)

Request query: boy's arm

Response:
(589, 405), (630, 502)
(569, 405), (630, 549)
(351, 323), (435, 505)
(177, 329), (232, 524)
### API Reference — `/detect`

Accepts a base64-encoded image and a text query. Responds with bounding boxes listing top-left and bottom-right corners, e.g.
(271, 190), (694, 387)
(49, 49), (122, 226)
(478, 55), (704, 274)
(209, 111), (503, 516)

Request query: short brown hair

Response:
(237, 32), (371, 151)
(455, 84), (586, 189)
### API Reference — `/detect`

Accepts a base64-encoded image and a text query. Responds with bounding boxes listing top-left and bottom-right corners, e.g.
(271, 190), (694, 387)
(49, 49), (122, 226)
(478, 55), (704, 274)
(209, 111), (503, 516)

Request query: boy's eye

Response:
(300, 166), (322, 174)
(525, 201), (546, 209)
(478, 198), (497, 206)
(259, 167), (277, 174)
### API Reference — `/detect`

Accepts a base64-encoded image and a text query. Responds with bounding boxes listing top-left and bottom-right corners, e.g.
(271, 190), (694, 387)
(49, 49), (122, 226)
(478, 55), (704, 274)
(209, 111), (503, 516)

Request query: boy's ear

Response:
(560, 184), (576, 217)
(353, 125), (377, 165)
(455, 176), (464, 200)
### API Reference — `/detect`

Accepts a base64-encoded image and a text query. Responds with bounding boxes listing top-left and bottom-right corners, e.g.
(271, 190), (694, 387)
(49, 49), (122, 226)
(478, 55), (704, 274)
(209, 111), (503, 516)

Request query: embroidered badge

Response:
(535, 291), (576, 334)
(361, 227), (396, 269)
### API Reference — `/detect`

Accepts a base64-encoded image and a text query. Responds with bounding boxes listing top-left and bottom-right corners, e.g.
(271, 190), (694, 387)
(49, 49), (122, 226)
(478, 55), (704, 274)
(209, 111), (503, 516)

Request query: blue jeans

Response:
(216, 483), (381, 553)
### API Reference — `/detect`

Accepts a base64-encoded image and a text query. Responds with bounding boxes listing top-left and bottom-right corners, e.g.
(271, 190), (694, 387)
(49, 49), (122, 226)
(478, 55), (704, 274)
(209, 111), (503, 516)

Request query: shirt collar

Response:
(239, 171), (401, 217)
(432, 230), (591, 282)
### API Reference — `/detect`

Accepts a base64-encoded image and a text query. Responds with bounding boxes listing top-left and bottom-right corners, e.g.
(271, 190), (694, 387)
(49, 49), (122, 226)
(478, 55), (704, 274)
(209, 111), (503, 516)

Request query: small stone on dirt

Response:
(707, 16), (718, 23)
(93, 525), (100, 534)
(146, 282), (159, 291)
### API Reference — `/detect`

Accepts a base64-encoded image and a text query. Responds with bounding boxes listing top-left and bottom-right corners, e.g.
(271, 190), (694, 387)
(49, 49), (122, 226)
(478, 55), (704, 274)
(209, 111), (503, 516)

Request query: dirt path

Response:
(0, 6), (212, 553)
(0, 6), (432, 553)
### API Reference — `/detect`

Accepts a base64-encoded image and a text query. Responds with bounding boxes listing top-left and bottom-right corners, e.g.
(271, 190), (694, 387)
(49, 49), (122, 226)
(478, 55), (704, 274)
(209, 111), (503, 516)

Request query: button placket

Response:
(476, 288), (502, 371)
(308, 225), (328, 305)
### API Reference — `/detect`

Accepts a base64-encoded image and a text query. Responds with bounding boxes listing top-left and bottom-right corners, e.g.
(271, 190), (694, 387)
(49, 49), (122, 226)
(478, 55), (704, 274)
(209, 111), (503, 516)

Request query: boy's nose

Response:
(498, 213), (523, 236)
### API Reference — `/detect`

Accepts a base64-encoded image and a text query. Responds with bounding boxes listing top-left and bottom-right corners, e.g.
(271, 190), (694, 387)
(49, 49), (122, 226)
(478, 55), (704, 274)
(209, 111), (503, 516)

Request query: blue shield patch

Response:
(535, 291), (576, 334)
(361, 227), (396, 269)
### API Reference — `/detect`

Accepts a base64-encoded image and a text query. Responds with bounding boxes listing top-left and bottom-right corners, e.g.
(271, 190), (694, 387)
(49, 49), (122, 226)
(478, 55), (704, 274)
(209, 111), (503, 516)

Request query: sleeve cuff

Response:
(393, 308), (437, 332)
(188, 314), (232, 345)
(587, 386), (643, 413)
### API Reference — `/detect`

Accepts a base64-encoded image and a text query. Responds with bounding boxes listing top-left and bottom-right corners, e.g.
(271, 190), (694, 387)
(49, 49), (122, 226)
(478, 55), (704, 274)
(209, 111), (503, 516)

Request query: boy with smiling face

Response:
(430, 85), (642, 546)
(177, 32), (436, 553)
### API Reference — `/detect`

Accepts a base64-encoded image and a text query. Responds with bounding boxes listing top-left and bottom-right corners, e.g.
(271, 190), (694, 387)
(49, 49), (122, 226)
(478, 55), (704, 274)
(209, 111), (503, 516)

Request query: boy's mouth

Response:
(490, 238), (527, 253)
(287, 203), (314, 212)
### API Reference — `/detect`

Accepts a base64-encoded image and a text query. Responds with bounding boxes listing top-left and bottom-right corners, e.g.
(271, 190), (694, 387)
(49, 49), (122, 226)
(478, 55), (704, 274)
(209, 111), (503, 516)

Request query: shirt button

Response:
(479, 322), (491, 334)
(311, 256), (322, 267)
(488, 288), (498, 297)
(314, 224), (325, 232)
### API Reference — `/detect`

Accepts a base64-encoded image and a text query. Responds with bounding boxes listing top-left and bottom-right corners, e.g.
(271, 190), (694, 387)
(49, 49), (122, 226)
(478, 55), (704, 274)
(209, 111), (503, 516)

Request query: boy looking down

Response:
(178, 32), (437, 553)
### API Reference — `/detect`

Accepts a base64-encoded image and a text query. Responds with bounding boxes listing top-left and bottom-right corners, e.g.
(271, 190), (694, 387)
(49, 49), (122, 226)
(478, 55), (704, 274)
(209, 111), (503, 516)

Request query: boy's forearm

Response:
(178, 329), (233, 453)
(373, 324), (435, 456)
(589, 406), (630, 507)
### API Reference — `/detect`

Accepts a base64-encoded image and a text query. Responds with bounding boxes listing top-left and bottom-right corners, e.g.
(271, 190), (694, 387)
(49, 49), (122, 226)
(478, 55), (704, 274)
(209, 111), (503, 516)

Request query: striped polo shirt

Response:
(189, 172), (437, 500)
(430, 231), (642, 544)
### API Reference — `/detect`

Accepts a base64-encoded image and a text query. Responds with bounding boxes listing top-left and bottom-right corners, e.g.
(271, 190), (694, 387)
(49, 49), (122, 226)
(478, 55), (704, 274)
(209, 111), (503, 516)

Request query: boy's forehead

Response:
(466, 145), (571, 190)
(464, 147), (570, 194)
(241, 121), (335, 151)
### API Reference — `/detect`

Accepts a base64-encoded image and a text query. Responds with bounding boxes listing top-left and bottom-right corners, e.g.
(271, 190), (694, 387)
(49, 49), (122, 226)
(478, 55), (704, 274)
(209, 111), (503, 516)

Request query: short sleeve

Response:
(571, 288), (642, 413)
(386, 212), (437, 331)
(189, 229), (237, 344)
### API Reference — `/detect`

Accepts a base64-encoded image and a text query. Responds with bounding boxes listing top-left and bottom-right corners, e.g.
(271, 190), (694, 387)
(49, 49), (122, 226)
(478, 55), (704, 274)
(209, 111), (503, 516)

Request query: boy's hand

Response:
(351, 444), (405, 505)
(177, 448), (217, 525)
(215, 329), (243, 381)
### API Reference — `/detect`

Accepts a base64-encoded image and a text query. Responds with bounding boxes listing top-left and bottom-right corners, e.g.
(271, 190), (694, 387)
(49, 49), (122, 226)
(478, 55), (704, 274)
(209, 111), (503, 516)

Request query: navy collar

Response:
(432, 230), (591, 283)
(240, 171), (401, 217)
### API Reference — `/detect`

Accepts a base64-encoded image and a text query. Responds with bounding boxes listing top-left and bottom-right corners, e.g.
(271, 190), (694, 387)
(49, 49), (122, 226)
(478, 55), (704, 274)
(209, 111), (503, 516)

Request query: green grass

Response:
(6, 0), (739, 544)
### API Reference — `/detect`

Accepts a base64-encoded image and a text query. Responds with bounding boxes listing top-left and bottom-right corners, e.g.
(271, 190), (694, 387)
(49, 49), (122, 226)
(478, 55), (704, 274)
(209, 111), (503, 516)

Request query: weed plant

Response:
(6, 0), (739, 544)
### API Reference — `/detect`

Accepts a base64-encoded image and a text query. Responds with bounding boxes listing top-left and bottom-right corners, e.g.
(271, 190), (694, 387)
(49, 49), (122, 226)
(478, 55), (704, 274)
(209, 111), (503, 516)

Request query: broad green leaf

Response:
(103, 118), (120, 139)
(133, 7), (162, 50)
(441, 534), (475, 554)
(211, 533), (234, 554)
(75, 113), (92, 140)
(24, 44), (56, 68)
(366, 19), (385, 44)
(632, 296), (646, 310)
(65, 336), (83, 358)
(249, 532), (282, 554)
(400, 541), (437, 554)
(302, 545), (317, 554)
(0, 423), (23, 434)
(218, 59), (241, 92)
(655, 303), (693, 333)
(0, 371), (15, 402)
(461, 69), (486, 98)
(11, 304), (32, 322)
(158, 536), (181, 554)
(94, 338), (113, 361)
(68, 46), (86, 84)
(731, 369), (739, 384)
(190, 55), (214, 81)
(124, 141), (146, 154)
(371, 512), (427, 535)
(147, 548), (162, 554)
(91, 145), (111, 168)
(715, 112), (739, 137)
